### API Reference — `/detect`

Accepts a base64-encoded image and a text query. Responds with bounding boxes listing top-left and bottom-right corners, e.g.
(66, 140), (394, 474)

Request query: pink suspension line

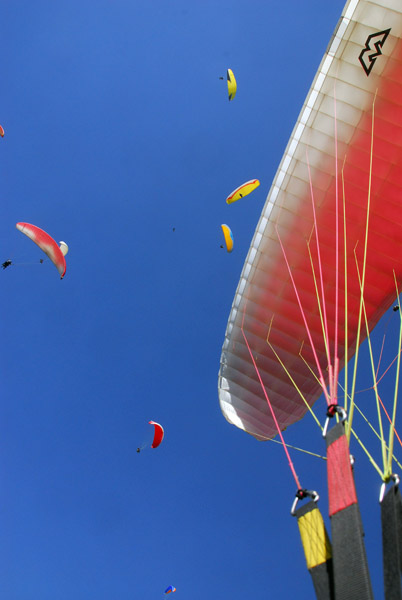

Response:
(333, 83), (340, 402)
(241, 307), (302, 490)
(306, 152), (333, 398)
(275, 225), (331, 406)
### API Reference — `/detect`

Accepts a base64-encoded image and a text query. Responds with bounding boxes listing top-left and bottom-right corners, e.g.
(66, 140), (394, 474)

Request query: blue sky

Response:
(1, 0), (398, 598)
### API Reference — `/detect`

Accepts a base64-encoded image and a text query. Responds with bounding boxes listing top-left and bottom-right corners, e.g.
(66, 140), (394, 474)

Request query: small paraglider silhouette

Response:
(137, 421), (164, 453)
(2, 259), (12, 270)
(164, 586), (176, 594)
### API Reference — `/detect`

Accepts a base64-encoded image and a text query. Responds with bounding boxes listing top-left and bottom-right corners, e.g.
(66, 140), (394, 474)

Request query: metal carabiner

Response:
(322, 404), (347, 438)
(291, 488), (320, 516)
(379, 473), (400, 503)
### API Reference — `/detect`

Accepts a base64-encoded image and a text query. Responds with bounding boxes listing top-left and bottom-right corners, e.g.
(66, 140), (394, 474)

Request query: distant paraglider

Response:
(16, 222), (68, 279)
(221, 224), (234, 253)
(226, 179), (260, 204)
(149, 420), (164, 448)
(0, 125), (4, 138)
(226, 68), (237, 101)
(137, 420), (164, 453)
(220, 68), (237, 101)
(164, 586), (176, 595)
(2, 260), (12, 270)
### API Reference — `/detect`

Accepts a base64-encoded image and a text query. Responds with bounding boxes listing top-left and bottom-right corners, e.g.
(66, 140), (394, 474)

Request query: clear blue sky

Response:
(1, 1), (398, 598)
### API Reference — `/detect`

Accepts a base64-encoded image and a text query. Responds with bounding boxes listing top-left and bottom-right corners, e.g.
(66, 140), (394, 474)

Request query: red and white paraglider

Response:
(16, 222), (68, 279)
(137, 421), (164, 453)
(2, 223), (68, 277)
(149, 420), (164, 448)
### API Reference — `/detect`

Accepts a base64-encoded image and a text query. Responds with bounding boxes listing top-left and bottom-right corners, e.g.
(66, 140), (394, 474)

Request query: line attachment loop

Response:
(323, 404), (347, 438)
(291, 488), (319, 515)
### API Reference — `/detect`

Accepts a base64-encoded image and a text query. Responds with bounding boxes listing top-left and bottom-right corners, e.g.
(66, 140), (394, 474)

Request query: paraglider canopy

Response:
(149, 420), (164, 449)
(218, 0), (402, 442)
(226, 179), (260, 204)
(164, 586), (176, 594)
(0, 125), (4, 138)
(226, 68), (237, 101)
(16, 222), (67, 279)
(221, 224), (234, 253)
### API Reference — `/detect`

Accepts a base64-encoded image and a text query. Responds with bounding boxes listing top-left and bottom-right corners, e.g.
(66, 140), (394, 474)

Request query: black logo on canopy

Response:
(359, 29), (391, 76)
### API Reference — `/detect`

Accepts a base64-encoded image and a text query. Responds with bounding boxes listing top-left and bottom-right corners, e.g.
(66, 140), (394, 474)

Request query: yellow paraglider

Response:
(221, 224), (234, 253)
(226, 179), (260, 204)
(226, 69), (237, 101)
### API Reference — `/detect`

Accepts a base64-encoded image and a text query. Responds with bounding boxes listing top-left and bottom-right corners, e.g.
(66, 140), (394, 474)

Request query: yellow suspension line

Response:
(298, 348), (342, 426)
(386, 277), (402, 478)
(267, 319), (323, 432)
(356, 350), (401, 394)
(338, 382), (402, 474)
(299, 348), (325, 390)
(353, 402), (402, 473)
(347, 91), (378, 442)
(306, 239), (331, 378)
(355, 256), (387, 474)
(349, 427), (384, 479)
(241, 424), (327, 460)
(267, 437), (326, 460)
